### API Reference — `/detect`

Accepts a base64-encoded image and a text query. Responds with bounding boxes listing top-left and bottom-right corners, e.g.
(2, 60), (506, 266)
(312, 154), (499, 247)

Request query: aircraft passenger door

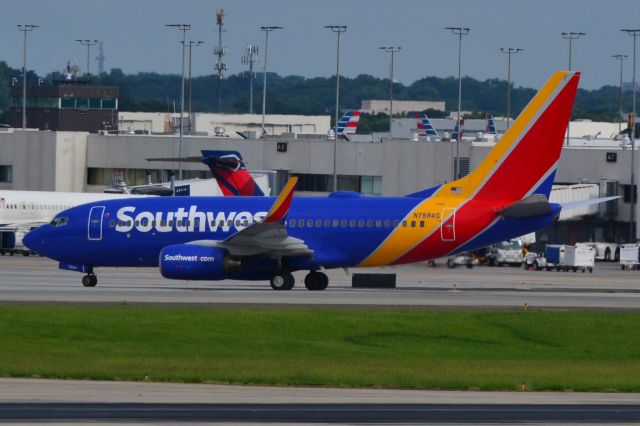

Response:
(440, 207), (456, 242)
(88, 206), (105, 241)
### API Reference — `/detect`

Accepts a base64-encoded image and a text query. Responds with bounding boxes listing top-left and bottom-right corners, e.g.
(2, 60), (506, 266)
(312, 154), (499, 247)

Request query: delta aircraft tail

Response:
(200, 150), (264, 196)
(147, 151), (265, 196)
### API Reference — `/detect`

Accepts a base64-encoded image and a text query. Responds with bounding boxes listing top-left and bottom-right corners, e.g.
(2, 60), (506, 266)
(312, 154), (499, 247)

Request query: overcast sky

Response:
(2, 0), (639, 90)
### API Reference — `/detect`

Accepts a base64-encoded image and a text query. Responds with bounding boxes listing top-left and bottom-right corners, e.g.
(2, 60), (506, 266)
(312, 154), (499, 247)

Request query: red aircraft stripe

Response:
(263, 190), (295, 223)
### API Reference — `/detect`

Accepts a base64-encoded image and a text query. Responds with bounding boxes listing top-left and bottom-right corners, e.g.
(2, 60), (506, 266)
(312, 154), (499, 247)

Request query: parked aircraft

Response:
(336, 110), (361, 136)
(486, 114), (498, 135)
(26, 71), (612, 290)
(1, 151), (260, 252)
(416, 113), (438, 137)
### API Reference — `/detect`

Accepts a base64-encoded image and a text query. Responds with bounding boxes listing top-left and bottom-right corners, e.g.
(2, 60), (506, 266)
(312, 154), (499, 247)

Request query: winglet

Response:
(263, 177), (298, 224)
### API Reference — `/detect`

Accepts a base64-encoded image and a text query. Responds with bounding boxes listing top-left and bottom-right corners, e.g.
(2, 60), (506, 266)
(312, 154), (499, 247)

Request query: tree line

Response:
(0, 60), (636, 129)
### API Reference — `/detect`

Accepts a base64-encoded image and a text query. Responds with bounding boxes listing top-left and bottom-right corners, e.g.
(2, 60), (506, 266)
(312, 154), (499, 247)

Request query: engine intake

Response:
(159, 244), (240, 280)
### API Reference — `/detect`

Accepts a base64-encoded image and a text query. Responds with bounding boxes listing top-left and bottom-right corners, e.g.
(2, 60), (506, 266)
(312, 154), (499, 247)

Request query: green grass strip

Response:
(0, 305), (638, 392)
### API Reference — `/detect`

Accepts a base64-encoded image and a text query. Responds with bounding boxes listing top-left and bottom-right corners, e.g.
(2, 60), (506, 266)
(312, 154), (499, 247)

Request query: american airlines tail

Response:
(451, 118), (463, 140)
(486, 114), (497, 135)
(416, 112), (438, 137)
(336, 111), (361, 136)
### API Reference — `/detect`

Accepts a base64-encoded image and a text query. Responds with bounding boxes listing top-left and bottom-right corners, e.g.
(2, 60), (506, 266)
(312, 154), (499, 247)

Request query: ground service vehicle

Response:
(619, 244), (640, 270)
(564, 244), (595, 273)
(487, 239), (524, 266)
(544, 245), (566, 271)
(523, 252), (546, 270)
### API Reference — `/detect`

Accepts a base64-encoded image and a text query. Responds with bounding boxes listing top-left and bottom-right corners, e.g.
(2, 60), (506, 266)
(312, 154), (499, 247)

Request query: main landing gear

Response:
(270, 272), (295, 290)
(269, 271), (329, 291)
(82, 273), (97, 287)
(304, 271), (328, 291)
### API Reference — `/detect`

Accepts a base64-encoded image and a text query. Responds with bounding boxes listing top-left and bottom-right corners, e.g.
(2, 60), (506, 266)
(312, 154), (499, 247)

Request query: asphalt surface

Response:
(2, 258), (639, 424)
(1, 379), (640, 424)
(1, 256), (640, 309)
(3, 402), (640, 423)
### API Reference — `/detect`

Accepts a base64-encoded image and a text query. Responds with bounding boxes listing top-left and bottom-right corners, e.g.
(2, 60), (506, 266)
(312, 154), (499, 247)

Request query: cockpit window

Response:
(50, 217), (69, 227)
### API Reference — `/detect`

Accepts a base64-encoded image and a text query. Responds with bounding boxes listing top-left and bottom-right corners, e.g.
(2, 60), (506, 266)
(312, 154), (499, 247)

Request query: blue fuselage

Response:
(25, 194), (560, 277)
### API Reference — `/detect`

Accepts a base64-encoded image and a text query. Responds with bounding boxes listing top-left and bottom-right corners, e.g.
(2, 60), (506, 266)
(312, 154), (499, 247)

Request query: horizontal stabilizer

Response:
(560, 196), (621, 211)
(498, 194), (552, 218)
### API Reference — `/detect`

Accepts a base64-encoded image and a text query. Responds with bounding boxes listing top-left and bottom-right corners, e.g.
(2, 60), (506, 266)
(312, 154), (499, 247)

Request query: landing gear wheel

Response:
(304, 271), (329, 291)
(270, 272), (295, 290)
(82, 274), (97, 287)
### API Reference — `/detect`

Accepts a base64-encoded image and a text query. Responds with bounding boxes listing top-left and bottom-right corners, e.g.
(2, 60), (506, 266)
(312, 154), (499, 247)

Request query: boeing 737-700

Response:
(25, 71), (614, 290)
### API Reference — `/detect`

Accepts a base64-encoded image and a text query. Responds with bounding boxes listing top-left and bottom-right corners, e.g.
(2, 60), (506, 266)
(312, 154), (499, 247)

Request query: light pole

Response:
(17, 24), (38, 130)
(186, 40), (204, 134)
(561, 32), (585, 146)
(612, 54), (628, 136)
(166, 24), (191, 182)
(622, 29), (640, 241)
(380, 46), (401, 138)
(213, 10), (227, 113)
(445, 27), (469, 180)
(242, 44), (259, 114)
(500, 47), (523, 130)
(325, 25), (347, 192)
(260, 26), (283, 137)
(75, 39), (99, 76)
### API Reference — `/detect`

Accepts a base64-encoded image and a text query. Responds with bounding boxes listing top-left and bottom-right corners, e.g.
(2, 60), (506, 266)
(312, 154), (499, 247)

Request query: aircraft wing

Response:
(0, 222), (48, 232)
(190, 177), (313, 257)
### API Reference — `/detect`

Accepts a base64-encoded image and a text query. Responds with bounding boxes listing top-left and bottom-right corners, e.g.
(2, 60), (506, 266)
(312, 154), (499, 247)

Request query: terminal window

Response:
(294, 173), (382, 194)
(623, 184), (637, 203)
(0, 165), (12, 183)
(87, 168), (166, 186)
(59, 96), (118, 110)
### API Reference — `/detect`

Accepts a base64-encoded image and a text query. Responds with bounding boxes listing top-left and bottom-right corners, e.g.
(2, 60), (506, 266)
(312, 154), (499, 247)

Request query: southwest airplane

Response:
(25, 71), (610, 290)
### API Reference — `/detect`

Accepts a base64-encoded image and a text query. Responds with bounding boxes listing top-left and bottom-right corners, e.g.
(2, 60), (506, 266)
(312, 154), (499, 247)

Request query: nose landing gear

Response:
(82, 273), (97, 287)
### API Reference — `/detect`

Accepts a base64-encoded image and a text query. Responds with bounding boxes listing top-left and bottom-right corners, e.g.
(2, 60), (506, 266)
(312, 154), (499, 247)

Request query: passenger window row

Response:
(287, 219), (426, 229)
(107, 218), (428, 230)
(0, 203), (71, 210)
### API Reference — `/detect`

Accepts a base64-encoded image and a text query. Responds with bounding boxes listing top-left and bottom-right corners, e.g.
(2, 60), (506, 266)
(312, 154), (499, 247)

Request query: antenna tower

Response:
(213, 9), (227, 112)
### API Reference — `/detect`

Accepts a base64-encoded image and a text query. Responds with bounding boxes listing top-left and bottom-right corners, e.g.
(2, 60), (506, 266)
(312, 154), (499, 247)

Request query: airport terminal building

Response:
(0, 127), (636, 244)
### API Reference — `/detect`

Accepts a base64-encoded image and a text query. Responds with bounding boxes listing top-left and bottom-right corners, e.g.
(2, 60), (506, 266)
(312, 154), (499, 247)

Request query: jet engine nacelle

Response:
(159, 244), (240, 280)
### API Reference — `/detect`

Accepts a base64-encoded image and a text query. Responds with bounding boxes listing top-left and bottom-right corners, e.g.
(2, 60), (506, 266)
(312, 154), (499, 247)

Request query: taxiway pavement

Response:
(1, 256), (639, 309)
(1, 379), (639, 424)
